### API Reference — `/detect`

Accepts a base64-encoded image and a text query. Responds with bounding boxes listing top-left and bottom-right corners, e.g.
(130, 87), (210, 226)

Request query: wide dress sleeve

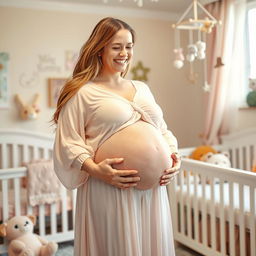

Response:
(53, 91), (94, 190)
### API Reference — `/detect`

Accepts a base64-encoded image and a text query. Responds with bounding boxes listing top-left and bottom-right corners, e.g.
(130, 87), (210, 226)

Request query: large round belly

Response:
(94, 121), (173, 190)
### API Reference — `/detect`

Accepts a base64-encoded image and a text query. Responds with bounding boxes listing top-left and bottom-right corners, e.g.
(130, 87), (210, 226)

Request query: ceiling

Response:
(37, 0), (217, 14)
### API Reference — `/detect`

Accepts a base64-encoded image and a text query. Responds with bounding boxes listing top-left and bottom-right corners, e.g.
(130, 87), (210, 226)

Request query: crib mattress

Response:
(0, 188), (73, 221)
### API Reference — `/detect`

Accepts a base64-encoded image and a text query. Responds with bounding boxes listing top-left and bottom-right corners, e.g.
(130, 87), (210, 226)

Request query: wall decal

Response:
(37, 54), (61, 72)
(131, 61), (150, 82)
(19, 71), (39, 88)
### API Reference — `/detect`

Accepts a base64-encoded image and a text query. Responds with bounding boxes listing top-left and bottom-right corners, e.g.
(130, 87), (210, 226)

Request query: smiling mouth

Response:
(114, 59), (128, 64)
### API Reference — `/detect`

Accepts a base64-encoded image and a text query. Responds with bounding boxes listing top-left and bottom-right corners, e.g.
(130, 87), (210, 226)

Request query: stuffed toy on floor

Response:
(0, 215), (58, 256)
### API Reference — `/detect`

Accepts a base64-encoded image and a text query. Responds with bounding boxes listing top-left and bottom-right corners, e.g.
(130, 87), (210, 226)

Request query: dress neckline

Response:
(87, 80), (138, 103)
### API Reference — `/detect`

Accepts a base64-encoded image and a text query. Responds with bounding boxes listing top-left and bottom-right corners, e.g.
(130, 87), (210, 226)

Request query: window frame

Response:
(246, 1), (256, 81)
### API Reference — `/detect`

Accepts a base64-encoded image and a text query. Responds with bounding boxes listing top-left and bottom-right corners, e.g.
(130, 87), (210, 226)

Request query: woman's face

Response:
(101, 29), (134, 75)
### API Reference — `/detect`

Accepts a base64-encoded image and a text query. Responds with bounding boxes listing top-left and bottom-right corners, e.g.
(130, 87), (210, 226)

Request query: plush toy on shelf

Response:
(0, 215), (58, 256)
(173, 48), (185, 69)
(200, 151), (231, 168)
(247, 78), (256, 107)
(15, 94), (41, 120)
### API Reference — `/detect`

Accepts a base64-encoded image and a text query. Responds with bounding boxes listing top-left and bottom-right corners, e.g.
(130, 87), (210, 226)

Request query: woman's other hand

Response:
(82, 157), (140, 189)
(160, 152), (181, 186)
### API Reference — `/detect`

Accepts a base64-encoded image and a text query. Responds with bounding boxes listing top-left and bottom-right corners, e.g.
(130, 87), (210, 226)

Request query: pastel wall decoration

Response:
(65, 50), (79, 71)
(48, 78), (67, 108)
(37, 54), (61, 73)
(131, 61), (150, 82)
(19, 71), (39, 88)
(15, 94), (41, 120)
(0, 52), (10, 109)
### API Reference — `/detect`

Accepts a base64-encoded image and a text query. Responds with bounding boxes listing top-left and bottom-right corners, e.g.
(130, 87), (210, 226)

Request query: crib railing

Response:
(168, 158), (256, 256)
(0, 167), (76, 254)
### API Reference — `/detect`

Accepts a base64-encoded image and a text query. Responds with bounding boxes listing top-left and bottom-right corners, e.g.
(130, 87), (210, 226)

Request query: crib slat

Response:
(179, 171), (185, 235)
(201, 176), (207, 247)
(239, 184), (246, 256)
(61, 188), (68, 233)
(2, 143), (7, 168)
(39, 205), (46, 236)
(186, 172), (192, 239)
(32, 146), (39, 160)
(12, 144), (19, 167)
(219, 180), (226, 255)
(23, 144), (29, 163)
(245, 145), (251, 171)
(228, 181), (235, 256)
(2, 179), (9, 221)
(210, 177), (216, 252)
(238, 147), (243, 169)
(50, 204), (57, 234)
(231, 148), (237, 168)
(72, 190), (77, 227)
(193, 174), (199, 243)
(250, 186), (255, 256)
(14, 178), (21, 216)
(43, 148), (50, 159)
(27, 205), (33, 215)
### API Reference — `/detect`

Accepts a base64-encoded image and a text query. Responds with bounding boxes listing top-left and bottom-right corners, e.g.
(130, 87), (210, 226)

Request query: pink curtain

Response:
(202, 0), (246, 144)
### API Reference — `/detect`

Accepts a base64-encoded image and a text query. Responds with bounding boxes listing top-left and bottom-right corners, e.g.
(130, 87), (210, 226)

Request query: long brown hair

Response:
(52, 17), (136, 124)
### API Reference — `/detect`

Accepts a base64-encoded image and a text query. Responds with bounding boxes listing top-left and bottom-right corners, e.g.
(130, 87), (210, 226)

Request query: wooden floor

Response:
(55, 242), (204, 256)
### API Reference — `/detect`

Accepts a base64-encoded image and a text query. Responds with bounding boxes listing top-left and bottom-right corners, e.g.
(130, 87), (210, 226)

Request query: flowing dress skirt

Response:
(74, 177), (176, 256)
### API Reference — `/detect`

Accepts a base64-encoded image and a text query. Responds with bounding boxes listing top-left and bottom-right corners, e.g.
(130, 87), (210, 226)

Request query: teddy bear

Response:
(173, 48), (185, 69)
(0, 215), (58, 256)
(200, 151), (231, 168)
(246, 78), (256, 107)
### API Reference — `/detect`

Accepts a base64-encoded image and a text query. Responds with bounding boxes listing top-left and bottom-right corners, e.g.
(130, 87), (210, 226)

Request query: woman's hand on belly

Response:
(160, 152), (181, 186)
(83, 157), (140, 189)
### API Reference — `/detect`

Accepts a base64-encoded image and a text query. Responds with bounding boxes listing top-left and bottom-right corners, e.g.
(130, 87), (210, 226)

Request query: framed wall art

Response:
(48, 78), (67, 108)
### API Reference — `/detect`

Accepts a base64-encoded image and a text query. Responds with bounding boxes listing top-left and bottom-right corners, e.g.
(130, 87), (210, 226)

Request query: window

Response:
(247, 6), (256, 79)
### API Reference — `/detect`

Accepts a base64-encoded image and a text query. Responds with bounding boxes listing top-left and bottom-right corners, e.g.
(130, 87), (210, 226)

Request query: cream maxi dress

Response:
(53, 80), (178, 256)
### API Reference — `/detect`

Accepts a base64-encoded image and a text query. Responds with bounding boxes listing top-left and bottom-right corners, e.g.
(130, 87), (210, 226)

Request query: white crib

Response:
(168, 127), (256, 256)
(0, 129), (76, 255)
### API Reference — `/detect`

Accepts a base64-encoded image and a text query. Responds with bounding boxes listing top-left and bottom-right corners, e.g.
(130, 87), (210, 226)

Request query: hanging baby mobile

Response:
(172, 0), (221, 92)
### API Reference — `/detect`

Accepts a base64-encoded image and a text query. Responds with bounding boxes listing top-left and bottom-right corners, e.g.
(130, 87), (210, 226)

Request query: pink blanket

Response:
(24, 159), (62, 206)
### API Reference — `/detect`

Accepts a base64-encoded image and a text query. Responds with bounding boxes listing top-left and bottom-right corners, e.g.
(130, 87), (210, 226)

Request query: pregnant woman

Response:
(53, 17), (180, 256)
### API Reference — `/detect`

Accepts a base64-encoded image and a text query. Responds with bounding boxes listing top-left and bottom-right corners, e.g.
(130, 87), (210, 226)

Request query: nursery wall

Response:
(2, 2), (253, 148)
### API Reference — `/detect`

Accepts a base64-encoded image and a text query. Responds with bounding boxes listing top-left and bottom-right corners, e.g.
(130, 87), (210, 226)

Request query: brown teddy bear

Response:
(0, 215), (58, 256)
